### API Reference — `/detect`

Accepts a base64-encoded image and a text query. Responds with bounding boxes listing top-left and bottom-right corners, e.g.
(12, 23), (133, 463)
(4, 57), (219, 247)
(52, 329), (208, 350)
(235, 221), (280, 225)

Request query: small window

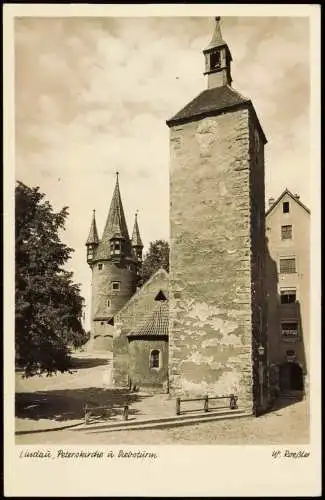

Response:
(210, 51), (221, 70)
(281, 225), (292, 240)
(281, 322), (298, 338)
(283, 201), (290, 213)
(150, 349), (160, 369)
(100, 321), (104, 325)
(155, 290), (167, 301)
(280, 289), (296, 304)
(110, 241), (121, 255)
(279, 258), (296, 274)
(107, 299), (110, 308)
(112, 281), (120, 291)
(98, 264), (103, 270)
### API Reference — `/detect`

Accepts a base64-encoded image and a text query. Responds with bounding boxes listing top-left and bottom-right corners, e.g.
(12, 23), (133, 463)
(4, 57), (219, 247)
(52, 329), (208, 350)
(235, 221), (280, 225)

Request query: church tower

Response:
(86, 173), (142, 351)
(167, 18), (268, 414)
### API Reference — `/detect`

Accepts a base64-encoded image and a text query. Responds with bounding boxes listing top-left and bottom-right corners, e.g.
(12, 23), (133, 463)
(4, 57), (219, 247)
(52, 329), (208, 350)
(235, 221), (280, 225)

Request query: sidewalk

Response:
(16, 393), (247, 435)
(15, 352), (245, 435)
(15, 393), (179, 434)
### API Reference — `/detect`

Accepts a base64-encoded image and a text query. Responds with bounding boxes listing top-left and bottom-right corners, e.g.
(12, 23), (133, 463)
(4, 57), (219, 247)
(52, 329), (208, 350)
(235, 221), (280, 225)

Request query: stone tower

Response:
(166, 17), (268, 414)
(86, 173), (143, 351)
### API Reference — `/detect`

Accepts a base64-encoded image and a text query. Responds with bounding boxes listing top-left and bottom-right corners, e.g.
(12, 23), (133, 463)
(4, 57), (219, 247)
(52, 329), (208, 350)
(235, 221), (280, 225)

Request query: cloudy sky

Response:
(15, 15), (311, 327)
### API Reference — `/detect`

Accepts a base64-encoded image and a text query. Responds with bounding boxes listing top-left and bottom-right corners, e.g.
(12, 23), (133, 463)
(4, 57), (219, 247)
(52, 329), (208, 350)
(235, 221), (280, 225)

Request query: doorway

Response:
(279, 362), (304, 391)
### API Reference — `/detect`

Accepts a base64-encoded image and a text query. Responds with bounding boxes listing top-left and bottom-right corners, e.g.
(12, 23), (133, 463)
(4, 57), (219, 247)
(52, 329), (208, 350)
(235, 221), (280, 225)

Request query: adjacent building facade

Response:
(166, 17), (268, 414)
(265, 189), (310, 396)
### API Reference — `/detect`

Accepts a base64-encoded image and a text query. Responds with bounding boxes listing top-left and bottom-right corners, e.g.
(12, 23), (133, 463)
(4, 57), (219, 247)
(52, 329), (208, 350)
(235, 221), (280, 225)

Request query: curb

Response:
(86, 412), (252, 434)
(15, 421), (84, 436)
(73, 409), (252, 433)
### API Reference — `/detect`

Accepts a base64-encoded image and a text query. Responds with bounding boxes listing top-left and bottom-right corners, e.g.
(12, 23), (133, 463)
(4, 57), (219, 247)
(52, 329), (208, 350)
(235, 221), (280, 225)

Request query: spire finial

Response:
(93, 209), (96, 215)
(116, 171), (119, 183)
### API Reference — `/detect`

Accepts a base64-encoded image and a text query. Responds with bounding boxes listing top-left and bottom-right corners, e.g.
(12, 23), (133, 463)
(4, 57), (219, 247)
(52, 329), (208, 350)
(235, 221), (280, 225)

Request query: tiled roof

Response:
(166, 85), (250, 127)
(95, 174), (134, 260)
(127, 301), (169, 338)
(167, 85), (267, 143)
(86, 210), (99, 245)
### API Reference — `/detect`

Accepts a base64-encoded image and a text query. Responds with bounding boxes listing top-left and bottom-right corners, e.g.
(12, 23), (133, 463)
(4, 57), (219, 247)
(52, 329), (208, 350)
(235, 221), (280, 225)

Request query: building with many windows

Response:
(265, 189), (310, 396)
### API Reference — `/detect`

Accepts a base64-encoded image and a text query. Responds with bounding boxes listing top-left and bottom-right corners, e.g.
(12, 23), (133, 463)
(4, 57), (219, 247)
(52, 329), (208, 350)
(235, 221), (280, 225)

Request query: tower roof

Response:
(86, 209), (99, 245)
(167, 85), (267, 144)
(203, 16), (230, 55)
(131, 212), (143, 248)
(95, 173), (133, 260)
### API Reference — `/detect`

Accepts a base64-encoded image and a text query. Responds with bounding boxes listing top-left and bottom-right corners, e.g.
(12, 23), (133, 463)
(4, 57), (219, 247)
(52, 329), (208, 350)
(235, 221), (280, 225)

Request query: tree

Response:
(141, 239), (169, 284)
(15, 181), (87, 377)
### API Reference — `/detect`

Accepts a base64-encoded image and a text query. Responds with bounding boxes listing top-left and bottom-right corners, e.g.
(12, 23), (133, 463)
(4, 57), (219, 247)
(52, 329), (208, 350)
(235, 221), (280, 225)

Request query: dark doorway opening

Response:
(279, 362), (304, 391)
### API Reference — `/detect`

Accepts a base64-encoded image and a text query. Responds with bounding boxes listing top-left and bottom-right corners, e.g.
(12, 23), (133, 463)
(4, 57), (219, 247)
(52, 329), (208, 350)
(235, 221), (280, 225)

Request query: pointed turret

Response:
(86, 209), (99, 264)
(203, 16), (233, 88)
(131, 211), (143, 261)
(95, 172), (133, 261)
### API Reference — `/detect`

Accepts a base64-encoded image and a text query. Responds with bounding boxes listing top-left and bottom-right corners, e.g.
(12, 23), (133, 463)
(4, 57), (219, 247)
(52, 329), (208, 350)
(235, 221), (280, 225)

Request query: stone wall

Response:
(91, 260), (137, 343)
(248, 116), (268, 413)
(168, 108), (266, 413)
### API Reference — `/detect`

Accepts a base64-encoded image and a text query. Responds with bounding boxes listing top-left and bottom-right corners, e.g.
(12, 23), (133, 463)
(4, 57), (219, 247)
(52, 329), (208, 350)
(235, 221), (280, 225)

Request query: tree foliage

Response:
(15, 181), (87, 377)
(141, 239), (169, 284)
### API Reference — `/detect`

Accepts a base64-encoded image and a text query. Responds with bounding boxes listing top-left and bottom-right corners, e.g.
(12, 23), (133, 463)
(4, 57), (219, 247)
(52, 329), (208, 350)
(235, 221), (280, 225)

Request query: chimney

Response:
(268, 197), (275, 208)
(294, 194), (300, 200)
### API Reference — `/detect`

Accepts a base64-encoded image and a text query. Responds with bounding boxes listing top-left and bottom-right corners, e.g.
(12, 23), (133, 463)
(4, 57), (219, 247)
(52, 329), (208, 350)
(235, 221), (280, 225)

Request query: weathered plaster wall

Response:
(112, 269), (169, 387)
(128, 338), (168, 391)
(168, 108), (266, 412)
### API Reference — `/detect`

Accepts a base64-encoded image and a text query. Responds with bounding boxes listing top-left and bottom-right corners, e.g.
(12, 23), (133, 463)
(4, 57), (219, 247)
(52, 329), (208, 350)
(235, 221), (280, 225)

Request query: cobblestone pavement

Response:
(16, 398), (309, 445)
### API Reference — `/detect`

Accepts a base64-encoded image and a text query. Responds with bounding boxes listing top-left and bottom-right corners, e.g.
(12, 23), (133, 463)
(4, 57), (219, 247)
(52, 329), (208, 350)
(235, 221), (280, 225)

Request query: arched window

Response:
(150, 350), (160, 369)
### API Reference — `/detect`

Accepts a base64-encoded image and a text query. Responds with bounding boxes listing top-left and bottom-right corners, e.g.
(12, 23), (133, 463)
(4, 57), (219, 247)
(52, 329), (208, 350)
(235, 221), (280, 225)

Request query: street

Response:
(16, 397), (309, 445)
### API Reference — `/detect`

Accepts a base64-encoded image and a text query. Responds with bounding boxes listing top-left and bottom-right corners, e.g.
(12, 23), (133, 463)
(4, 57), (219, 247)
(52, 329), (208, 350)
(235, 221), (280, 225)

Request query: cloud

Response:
(14, 16), (311, 328)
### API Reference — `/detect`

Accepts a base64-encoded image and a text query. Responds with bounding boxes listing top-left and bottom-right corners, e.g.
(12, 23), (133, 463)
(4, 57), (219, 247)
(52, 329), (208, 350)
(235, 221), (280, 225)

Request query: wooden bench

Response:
(175, 394), (238, 416)
(84, 404), (129, 425)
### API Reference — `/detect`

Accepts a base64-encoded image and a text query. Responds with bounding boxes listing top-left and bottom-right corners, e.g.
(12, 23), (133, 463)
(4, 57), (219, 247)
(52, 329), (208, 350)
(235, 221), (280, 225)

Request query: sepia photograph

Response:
(4, 3), (321, 497)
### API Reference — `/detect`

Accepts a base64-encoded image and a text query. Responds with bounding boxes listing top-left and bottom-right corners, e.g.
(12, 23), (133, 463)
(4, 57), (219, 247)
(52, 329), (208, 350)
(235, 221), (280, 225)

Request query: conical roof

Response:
(131, 212), (143, 248)
(204, 17), (229, 52)
(95, 173), (133, 260)
(86, 210), (99, 245)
